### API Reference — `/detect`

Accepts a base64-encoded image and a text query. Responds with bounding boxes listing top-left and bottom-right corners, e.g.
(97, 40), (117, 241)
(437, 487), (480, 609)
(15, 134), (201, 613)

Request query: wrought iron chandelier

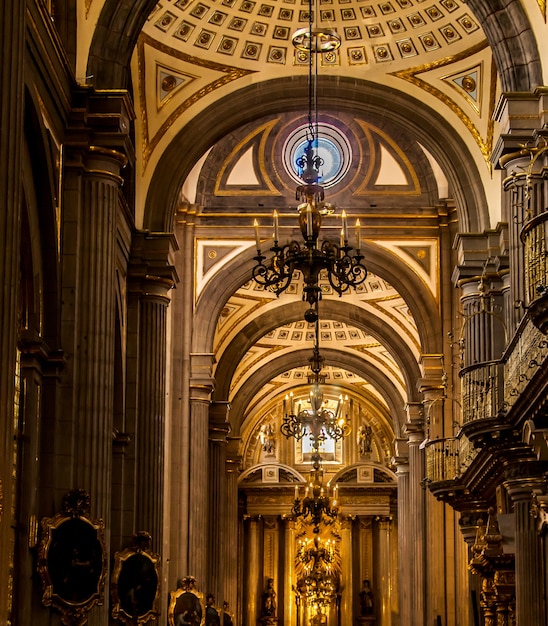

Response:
(282, 306), (347, 532)
(292, 451), (339, 533)
(251, 0), (367, 309)
(296, 535), (339, 610)
(280, 306), (350, 450)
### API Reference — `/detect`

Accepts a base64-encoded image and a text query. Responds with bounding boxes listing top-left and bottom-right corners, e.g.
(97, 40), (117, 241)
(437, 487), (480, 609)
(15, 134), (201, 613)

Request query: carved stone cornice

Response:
(18, 339), (67, 377)
(128, 230), (179, 297)
(209, 401), (231, 444)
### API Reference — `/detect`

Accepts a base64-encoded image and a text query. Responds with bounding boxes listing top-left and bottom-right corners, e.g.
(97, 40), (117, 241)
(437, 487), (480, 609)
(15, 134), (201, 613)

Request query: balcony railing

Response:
(424, 433), (478, 483)
(425, 438), (460, 482)
(521, 210), (548, 305)
(504, 319), (548, 410)
(460, 360), (504, 423)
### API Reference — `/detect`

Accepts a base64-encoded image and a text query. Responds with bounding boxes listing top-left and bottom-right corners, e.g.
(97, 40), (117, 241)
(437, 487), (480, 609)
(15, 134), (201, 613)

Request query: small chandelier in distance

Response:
(292, 451), (339, 533)
(280, 341), (349, 449)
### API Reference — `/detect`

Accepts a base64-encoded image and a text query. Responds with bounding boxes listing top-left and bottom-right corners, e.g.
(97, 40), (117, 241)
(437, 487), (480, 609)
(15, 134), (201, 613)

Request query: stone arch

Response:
(212, 300), (421, 405)
(87, 0), (158, 89)
(145, 76), (489, 233)
(228, 347), (407, 438)
(466, 0), (542, 92)
(88, 0), (543, 100)
(21, 88), (61, 342)
(193, 239), (441, 357)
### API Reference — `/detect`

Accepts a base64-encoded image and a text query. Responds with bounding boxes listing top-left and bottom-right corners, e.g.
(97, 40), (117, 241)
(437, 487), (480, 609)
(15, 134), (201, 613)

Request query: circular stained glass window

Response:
(283, 122), (352, 189)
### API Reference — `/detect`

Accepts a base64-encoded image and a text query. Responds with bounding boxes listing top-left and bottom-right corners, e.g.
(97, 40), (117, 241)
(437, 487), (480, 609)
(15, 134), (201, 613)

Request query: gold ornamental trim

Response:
(88, 145), (128, 167)
(37, 490), (107, 626)
(137, 32), (257, 171)
(390, 40), (496, 168)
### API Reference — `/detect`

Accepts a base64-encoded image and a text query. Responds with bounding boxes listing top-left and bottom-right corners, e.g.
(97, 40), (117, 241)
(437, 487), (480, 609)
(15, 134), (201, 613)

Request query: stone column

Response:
(188, 352), (215, 588)
(505, 472), (546, 626)
(340, 516), (354, 625)
(393, 444), (410, 624)
(0, 1), (24, 616)
(208, 401), (231, 606)
(131, 234), (177, 557)
(376, 516), (392, 626)
(244, 516), (263, 626)
(418, 365), (452, 626)
(283, 518), (297, 626)
(404, 404), (425, 626)
(224, 438), (241, 617)
(75, 145), (127, 625)
(169, 207), (195, 582)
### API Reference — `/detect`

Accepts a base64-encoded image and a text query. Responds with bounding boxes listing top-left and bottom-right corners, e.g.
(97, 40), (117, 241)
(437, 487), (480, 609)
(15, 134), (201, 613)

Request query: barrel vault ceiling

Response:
(122, 0), (488, 450)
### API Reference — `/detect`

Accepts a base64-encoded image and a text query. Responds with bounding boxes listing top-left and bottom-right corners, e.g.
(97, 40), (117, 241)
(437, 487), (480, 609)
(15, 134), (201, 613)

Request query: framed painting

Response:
(111, 532), (161, 624)
(37, 489), (107, 626)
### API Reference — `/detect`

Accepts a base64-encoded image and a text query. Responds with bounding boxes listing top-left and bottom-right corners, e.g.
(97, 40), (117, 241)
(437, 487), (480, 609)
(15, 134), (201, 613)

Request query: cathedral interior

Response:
(2, 1), (548, 625)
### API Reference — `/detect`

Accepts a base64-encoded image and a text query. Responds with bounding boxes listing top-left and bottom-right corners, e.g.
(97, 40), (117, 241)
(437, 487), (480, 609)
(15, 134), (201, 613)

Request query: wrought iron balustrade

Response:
(425, 438), (460, 483)
(460, 360), (504, 423)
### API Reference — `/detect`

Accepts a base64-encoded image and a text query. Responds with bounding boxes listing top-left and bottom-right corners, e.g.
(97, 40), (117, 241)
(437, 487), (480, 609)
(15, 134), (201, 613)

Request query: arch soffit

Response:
(87, 0), (158, 89)
(213, 303), (421, 405)
(194, 240), (441, 358)
(145, 76), (487, 233)
(90, 0), (542, 94)
(466, 0), (542, 92)
(228, 347), (408, 439)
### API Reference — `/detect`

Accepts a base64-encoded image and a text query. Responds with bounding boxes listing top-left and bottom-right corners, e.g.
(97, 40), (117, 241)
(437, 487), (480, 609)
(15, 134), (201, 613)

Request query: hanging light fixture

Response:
(296, 535), (339, 610)
(251, 0), (367, 309)
(280, 305), (350, 448)
(292, 451), (339, 533)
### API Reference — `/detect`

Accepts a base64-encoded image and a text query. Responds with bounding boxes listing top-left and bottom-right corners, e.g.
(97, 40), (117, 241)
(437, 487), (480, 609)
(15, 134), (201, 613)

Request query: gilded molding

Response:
(390, 40), (496, 168)
(137, 32), (257, 170)
(214, 119), (282, 196)
(354, 121), (421, 196)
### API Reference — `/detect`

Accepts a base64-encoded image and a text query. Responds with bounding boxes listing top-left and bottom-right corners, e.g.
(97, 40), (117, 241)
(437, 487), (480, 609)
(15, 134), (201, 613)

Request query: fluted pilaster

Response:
(224, 440), (241, 617)
(208, 401), (230, 606)
(283, 518), (297, 626)
(0, 0), (24, 620)
(405, 405), (425, 626)
(188, 352), (215, 586)
(505, 475), (546, 626)
(169, 211), (195, 582)
(393, 447), (410, 624)
(135, 273), (174, 553)
(69, 144), (127, 626)
(244, 516), (263, 626)
(376, 516), (392, 626)
(340, 516), (354, 625)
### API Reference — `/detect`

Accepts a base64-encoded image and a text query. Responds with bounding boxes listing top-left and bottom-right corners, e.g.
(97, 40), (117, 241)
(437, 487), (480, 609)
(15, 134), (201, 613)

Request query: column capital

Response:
(68, 88), (136, 154)
(209, 401), (231, 443)
(190, 352), (215, 400)
(403, 402), (424, 440)
(129, 231), (179, 295)
(451, 229), (508, 286)
(492, 89), (548, 164)
(504, 467), (546, 502)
